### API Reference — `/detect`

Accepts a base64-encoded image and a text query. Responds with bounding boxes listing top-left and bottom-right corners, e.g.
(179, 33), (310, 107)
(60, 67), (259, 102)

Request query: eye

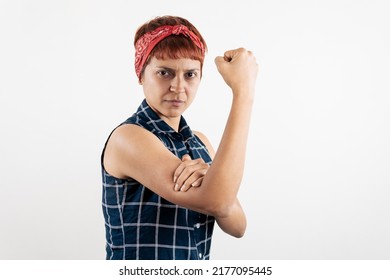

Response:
(157, 70), (170, 77)
(185, 71), (198, 79)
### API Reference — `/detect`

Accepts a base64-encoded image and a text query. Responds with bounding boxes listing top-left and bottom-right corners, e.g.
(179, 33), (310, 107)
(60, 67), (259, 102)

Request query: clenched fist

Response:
(215, 48), (258, 97)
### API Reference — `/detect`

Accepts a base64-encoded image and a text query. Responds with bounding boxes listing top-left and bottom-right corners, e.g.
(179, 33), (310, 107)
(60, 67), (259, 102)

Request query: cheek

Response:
(143, 79), (169, 94)
(185, 85), (199, 104)
(188, 82), (200, 95)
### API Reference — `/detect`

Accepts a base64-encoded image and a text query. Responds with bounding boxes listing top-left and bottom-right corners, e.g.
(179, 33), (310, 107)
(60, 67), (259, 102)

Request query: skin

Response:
(103, 48), (258, 238)
(140, 57), (201, 130)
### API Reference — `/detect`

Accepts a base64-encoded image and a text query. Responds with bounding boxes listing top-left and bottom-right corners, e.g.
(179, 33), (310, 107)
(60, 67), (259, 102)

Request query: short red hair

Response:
(134, 16), (207, 78)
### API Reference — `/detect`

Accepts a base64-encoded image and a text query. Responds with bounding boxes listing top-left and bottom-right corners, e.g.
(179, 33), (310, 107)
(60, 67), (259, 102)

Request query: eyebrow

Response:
(155, 66), (200, 72)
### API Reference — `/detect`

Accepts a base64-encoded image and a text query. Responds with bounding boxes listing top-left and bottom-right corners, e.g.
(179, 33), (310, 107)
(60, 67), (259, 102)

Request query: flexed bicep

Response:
(103, 124), (220, 216)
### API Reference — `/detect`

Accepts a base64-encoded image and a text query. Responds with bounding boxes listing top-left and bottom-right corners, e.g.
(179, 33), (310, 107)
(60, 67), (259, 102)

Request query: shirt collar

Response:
(137, 99), (195, 141)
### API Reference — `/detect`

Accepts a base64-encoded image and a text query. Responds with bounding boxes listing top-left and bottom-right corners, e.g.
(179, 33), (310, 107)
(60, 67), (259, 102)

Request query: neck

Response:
(161, 116), (181, 132)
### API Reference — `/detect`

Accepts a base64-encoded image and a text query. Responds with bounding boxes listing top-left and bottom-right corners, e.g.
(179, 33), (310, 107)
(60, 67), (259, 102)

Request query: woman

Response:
(101, 15), (258, 260)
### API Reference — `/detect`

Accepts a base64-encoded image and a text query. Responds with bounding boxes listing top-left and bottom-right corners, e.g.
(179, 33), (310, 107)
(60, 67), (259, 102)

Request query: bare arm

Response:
(174, 48), (258, 217)
(192, 131), (247, 238)
(103, 48), (258, 218)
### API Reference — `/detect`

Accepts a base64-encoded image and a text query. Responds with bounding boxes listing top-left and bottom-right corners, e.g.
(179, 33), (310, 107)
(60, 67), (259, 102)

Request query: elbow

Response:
(232, 230), (245, 239)
(213, 199), (247, 238)
(208, 200), (234, 218)
(233, 223), (246, 238)
(231, 217), (247, 238)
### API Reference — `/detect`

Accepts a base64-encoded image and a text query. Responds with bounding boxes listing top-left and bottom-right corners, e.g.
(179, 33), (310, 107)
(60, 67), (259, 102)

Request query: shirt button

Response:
(195, 223), (200, 229)
(199, 253), (203, 259)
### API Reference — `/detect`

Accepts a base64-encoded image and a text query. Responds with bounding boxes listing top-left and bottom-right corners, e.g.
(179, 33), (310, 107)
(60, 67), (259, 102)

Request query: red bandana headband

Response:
(134, 24), (205, 80)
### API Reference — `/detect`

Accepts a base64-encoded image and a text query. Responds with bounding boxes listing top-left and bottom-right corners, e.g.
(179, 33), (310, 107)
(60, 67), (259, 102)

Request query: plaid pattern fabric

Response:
(101, 99), (215, 260)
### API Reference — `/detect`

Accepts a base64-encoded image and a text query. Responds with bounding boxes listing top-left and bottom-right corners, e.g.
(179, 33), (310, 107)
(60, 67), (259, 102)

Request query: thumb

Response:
(215, 52), (234, 74)
(182, 154), (191, 161)
(214, 56), (227, 71)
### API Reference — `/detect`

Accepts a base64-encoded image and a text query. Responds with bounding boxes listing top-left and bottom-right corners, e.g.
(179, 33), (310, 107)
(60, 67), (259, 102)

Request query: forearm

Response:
(209, 94), (253, 186)
(200, 95), (253, 215)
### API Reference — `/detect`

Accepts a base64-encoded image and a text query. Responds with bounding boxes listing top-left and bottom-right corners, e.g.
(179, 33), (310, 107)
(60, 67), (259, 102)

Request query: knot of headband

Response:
(134, 24), (205, 80)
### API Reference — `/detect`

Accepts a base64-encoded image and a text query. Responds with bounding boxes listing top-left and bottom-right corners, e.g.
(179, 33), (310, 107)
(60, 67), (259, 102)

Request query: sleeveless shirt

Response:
(101, 99), (215, 260)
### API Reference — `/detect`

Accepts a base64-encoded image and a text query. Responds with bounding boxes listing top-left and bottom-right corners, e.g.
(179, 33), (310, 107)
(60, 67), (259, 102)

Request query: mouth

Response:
(165, 100), (185, 107)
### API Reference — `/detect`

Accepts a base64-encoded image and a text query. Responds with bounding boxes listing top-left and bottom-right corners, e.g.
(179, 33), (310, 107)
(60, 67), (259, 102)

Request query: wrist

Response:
(231, 89), (255, 105)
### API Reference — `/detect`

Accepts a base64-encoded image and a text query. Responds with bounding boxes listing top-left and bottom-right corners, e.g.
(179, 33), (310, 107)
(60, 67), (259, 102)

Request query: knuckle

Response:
(181, 168), (191, 178)
(188, 165), (198, 173)
(194, 170), (203, 176)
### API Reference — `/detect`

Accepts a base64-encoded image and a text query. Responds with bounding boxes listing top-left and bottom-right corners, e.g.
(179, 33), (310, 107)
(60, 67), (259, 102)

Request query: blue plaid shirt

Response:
(101, 99), (215, 260)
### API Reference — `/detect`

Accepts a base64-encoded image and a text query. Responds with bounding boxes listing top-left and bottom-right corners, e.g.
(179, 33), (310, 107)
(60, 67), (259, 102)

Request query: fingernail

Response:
(175, 183), (179, 191)
(173, 176), (177, 183)
(180, 185), (185, 192)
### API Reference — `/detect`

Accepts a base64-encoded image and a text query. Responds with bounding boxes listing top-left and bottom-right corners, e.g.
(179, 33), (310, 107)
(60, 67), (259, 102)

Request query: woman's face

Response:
(141, 56), (201, 129)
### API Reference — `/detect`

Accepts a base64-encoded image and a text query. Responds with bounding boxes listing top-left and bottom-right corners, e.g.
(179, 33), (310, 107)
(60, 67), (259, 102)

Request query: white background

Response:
(1, 0), (389, 260)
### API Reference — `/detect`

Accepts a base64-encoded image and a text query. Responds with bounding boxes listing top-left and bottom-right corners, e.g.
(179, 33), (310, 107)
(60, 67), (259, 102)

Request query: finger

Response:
(175, 162), (208, 191)
(179, 182), (191, 192)
(182, 154), (191, 161)
(223, 49), (236, 62)
(191, 177), (203, 188)
(214, 56), (226, 70)
(173, 158), (205, 187)
(173, 162), (185, 185)
(175, 164), (201, 190)
(215, 53), (233, 66)
(215, 48), (244, 73)
(180, 169), (206, 192)
(223, 54), (232, 62)
(173, 155), (195, 183)
(224, 48), (245, 62)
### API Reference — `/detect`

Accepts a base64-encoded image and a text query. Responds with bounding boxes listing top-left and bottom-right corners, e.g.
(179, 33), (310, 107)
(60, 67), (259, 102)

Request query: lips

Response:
(166, 100), (184, 106)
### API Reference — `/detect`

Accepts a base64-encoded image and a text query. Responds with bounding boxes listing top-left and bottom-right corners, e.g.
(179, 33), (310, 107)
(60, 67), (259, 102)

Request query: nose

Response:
(170, 76), (185, 93)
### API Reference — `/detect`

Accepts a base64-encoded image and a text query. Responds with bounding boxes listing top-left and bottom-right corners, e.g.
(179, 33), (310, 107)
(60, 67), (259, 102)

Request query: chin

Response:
(166, 110), (184, 118)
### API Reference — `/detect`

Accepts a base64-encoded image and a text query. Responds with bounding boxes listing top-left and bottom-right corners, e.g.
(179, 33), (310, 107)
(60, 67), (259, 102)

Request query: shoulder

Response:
(193, 130), (208, 145)
(113, 123), (147, 139)
(110, 124), (162, 151)
(103, 124), (164, 178)
(193, 130), (215, 158)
